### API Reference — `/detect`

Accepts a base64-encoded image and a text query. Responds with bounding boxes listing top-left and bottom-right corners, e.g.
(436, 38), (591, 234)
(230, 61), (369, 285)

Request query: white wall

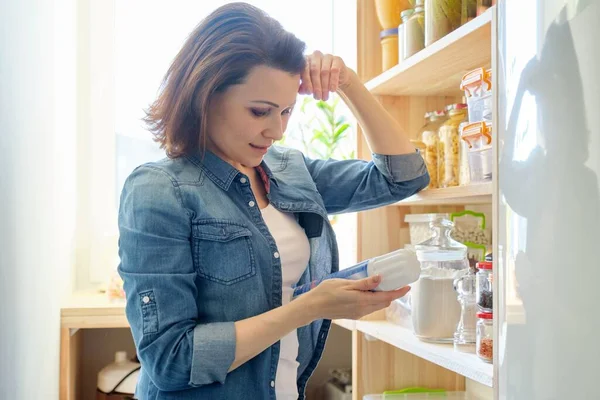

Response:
(0, 0), (77, 398)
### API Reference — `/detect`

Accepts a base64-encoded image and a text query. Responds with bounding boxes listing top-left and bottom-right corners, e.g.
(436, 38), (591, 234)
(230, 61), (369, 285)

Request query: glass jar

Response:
(453, 267), (477, 352)
(413, 218), (469, 343)
(476, 312), (493, 363)
(476, 261), (493, 312)
(462, 0), (477, 25)
(424, 0), (462, 47)
(438, 104), (467, 188)
(404, 4), (425, 59)
(420, 110), (446, 188)
(399, 9), (414, 63)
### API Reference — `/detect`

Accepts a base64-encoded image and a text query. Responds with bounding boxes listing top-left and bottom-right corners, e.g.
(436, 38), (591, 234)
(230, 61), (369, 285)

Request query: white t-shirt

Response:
(260, 204), (311, 400)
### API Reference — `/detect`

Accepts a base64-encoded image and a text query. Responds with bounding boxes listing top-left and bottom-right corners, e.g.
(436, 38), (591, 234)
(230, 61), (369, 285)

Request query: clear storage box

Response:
(460, 68), (493, 123)
(404, 213), (450, 245)
(461, 122), (493, 183)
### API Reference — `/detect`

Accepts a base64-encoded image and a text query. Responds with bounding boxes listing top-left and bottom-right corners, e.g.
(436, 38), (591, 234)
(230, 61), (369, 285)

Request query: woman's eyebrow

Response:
(251, 100), (280, 108)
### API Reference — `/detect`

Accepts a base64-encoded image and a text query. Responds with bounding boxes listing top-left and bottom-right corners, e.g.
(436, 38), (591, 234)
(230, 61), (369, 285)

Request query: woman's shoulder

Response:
(126, 156), (202, 188)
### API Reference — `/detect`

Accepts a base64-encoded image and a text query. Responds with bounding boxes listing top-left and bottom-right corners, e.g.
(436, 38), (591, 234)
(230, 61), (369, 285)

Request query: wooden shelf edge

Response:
(393, 182), (493, 206)
(332, 319), (356, 331)
(356, 320), (494, 388)
(365, 7), (494, 96)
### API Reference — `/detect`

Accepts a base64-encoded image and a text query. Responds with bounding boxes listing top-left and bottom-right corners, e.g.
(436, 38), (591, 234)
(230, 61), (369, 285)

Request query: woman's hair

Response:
(145, 2), (307, 158)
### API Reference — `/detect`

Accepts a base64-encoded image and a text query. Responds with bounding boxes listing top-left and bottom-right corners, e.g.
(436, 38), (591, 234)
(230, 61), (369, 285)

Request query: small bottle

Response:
(476, 261), (493, 312)
(292, 248), (421, 297)
(476, 312), (493, 363)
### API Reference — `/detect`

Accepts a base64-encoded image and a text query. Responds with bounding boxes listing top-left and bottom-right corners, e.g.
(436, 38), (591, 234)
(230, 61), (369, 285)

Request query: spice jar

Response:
(399, 9), (414, 63)
(420, 110), (446, 188)
(476, 312), (493, 363)
(404, 3), (425, 59)
(424, 0), (462, 47)
(476, 261), (493, 312)
(438, 104), (467, 188)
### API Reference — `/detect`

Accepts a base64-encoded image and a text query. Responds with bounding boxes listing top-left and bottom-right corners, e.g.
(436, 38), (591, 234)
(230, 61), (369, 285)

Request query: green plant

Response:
(294, 95), (355, 160)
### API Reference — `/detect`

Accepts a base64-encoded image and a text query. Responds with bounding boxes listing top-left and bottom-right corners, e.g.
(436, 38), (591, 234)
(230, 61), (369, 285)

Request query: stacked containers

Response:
(460, 68), (493, 183)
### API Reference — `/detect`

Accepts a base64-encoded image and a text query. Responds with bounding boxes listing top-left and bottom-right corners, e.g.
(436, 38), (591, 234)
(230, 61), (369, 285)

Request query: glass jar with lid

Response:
(476, 312), (493, 363)
(476, 261), (493, 312)
(420, 110), (447, 188)
(403, 2), (424, 59)
(424, 0), (462, 47)
(438, 103), (468, 188)
(412, 218), (469, 343)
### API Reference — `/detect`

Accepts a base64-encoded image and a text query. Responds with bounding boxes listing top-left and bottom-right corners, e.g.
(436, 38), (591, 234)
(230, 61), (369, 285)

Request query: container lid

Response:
(460, 67), (492, 95)
(410, 139), (426, 151)
(400, 9), (414, 19)
(405, 213), (450, 223)
(446, 103), (468, 111)
(477, 312), (493, 319)
(477, 261), (493, 270)
(461, 121), (492, 148)
(380, 28), (399, 39)
(415, 218), (468, 262)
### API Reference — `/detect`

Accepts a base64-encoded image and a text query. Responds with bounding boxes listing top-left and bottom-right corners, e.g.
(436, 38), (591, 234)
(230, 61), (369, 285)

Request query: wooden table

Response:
(60, 292), (129, 400)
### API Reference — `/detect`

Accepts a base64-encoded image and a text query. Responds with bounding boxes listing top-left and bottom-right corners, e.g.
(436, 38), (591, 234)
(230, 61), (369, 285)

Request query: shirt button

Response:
(240, 177), (247, 184)
(142, 296), (150, 304)
(270, 380), (275, 388)
(273, 252), (280, 259)
(248, 201), (256, 207)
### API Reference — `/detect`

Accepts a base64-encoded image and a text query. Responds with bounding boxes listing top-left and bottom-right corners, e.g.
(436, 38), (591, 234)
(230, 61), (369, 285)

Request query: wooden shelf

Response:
(393, 182), (492, 206)
(333, 319), (356, 330)
(337, 319), (493, 387)
(365, 8), (493, 96)
(61, 291), (128, 329)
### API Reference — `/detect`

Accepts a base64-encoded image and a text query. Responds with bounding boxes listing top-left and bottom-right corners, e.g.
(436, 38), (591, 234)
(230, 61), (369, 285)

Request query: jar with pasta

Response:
(420, 110), (447, 189)
(424, 0), (462, 47)
(438, 104), (467, 188)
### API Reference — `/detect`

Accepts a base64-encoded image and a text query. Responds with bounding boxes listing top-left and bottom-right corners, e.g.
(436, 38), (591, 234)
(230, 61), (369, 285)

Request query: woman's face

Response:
(205, 65), (300, 171)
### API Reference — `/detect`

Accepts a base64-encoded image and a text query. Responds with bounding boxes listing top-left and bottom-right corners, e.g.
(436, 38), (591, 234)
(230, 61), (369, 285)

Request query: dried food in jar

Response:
(404, 5), (425, 59)
(425, 0), (462, 46)
(438, 104), (467, 188)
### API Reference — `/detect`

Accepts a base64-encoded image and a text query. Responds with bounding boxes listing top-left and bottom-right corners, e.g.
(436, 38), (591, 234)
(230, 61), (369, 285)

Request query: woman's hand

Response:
(300, 275), (411, 321)
(299, 51), (358, 102)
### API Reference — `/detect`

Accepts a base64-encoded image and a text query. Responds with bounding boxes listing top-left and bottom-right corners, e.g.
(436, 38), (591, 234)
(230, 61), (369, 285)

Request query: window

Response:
(81, 0), (357, 288)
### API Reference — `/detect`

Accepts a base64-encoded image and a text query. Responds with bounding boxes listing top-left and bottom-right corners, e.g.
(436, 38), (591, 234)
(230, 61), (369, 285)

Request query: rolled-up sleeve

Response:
(118, 166), (236, 392)
(303, 150), (429, 214)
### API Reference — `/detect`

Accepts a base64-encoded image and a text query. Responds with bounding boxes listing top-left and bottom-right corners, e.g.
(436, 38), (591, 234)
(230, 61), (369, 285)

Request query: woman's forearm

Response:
(229, 295), (315, 372)
(338, 72), (415, 156)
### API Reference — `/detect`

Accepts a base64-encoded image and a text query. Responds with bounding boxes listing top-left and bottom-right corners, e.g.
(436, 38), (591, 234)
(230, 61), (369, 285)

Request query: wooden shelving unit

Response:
(351, 2), (497, 399)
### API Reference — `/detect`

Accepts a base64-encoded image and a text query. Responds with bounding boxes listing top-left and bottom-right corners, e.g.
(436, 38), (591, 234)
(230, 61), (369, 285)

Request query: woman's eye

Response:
(282, 108), (293, 116)
(251, 108), (270, 117)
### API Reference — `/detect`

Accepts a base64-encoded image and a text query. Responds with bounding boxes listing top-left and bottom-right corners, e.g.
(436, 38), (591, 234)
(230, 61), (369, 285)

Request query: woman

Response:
(119, 2), (429, 399)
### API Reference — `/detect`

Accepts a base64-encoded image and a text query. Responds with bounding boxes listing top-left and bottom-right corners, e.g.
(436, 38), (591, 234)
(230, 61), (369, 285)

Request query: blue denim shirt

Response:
(118, 146), (428, 399)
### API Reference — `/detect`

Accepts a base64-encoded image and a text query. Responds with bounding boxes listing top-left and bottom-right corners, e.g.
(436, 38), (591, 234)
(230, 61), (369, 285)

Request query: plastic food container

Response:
(461, 121), (493, 183)
(380, 28), (399, 71)
(460, 68), (493, 123)
(404, 213), (450, 245)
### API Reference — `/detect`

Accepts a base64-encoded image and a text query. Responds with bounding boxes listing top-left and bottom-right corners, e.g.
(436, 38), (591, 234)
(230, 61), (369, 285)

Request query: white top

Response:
(260, 204), (310, 400)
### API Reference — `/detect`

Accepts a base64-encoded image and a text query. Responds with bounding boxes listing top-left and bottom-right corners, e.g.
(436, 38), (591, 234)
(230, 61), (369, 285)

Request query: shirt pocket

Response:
(192, 220), (256, 285)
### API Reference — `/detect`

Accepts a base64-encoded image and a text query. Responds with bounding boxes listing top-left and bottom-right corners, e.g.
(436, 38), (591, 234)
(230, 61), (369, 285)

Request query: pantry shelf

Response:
(393, 182), (493, 206)
(356, 320), (493, 388)
(365, 7), (493, 96)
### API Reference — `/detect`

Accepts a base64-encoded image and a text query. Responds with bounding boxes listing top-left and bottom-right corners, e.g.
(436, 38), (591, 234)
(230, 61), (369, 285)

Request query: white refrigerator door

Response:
(497, 0), (600, 399)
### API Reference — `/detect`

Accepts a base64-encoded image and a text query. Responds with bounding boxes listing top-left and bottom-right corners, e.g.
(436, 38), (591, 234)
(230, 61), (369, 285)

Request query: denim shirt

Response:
(118, 146), (428, 399)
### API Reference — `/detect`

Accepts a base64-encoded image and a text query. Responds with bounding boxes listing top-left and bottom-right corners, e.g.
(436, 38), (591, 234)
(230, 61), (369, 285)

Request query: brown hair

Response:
(145, 2), (307, 158)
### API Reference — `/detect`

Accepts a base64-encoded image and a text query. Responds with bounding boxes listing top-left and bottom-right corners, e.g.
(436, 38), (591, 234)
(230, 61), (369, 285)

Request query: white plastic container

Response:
(404, 213), (450, 245)
(293, 248), (421, 297)
(461, 121), (493, 183)
(97, 351), (140, 395)
(460, 67), (493, 123)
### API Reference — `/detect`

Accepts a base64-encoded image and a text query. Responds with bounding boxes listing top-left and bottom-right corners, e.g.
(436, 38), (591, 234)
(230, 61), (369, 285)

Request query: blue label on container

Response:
(292, 260), (370, 297)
